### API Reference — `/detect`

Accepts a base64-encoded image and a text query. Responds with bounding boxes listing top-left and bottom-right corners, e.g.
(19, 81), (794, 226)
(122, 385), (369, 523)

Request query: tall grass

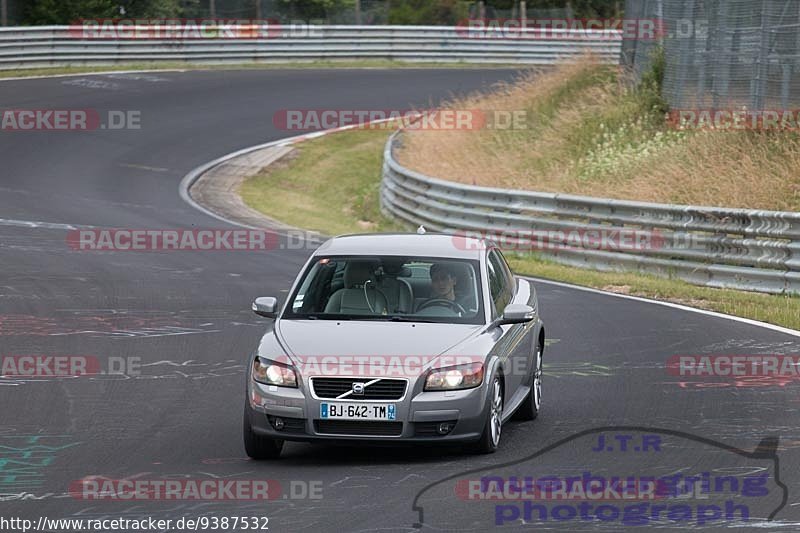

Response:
(397, 56), (800, 211)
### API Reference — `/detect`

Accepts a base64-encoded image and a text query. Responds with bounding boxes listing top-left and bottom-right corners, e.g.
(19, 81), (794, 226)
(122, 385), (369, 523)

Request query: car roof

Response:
(314, 233), (489, 260)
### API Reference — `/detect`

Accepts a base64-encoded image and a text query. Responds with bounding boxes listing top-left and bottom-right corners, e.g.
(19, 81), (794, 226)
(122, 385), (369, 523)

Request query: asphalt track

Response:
(1, 69), (800, 532)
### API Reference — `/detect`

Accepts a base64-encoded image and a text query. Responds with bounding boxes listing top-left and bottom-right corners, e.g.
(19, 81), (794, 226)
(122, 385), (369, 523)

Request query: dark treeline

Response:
(17, 0), (620, 25)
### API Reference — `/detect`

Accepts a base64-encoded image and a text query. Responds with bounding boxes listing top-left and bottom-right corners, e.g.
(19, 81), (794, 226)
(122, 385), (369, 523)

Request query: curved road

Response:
(1, 69), (799, 531)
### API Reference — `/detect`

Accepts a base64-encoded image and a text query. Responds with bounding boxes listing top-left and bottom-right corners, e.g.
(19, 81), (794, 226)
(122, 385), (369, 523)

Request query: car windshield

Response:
(283, 256), (484, 324)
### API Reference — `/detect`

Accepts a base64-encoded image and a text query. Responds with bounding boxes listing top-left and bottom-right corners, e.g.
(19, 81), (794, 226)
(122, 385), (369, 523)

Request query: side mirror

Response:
(252, 297), (278, 319)
(493, 304), (535, 328)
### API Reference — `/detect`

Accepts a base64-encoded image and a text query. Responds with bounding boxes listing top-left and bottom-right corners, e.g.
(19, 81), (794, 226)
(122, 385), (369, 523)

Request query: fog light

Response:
(437, 422), (453, 435)
(273, 417), (285, 430)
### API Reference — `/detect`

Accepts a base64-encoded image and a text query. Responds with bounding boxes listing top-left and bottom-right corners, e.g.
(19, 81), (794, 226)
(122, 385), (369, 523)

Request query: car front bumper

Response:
(246, 377), (491, 443)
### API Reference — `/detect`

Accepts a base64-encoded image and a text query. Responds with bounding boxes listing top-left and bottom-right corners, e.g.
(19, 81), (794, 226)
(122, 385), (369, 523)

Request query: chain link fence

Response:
(623, 0), (800, 109)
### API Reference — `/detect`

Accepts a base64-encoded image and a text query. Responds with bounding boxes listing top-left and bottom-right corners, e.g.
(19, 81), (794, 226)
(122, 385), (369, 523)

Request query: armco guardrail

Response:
(381, 131), (800, 295)
(0, 25), (621, 70)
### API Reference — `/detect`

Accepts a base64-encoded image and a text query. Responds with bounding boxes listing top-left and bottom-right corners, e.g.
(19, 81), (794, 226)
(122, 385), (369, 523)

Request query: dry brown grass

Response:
(397, 57), (800, 211)
(623, 130), (800, 209)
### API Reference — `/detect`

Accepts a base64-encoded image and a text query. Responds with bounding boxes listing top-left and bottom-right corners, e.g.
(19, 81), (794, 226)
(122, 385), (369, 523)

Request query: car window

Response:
(495, 249), (517, 297)
(488, 249), (514, 317)
(283, 255), (485, 325)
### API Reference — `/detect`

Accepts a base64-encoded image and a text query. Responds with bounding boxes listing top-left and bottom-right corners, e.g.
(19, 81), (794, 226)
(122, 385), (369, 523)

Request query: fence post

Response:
(781, 63), (792, 108)
(712, 0), (730, 108)
(673, 0), (697, 107)
(753, 1), (770, 110)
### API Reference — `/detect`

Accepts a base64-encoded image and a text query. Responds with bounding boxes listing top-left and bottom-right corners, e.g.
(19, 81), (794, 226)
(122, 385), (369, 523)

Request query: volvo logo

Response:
(352, 382), (366, 395)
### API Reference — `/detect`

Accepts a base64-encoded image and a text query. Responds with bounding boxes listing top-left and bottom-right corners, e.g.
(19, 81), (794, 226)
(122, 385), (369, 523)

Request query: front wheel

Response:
(472, 376), (503, 454)
(515, 342), (542, 421)
(243, 404), (284, 459)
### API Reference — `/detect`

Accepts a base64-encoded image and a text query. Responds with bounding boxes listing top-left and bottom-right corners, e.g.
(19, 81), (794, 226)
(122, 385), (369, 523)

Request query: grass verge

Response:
(240, 125), (406, 236)
(0, 60), (518, 80)
(240, 126), (800, 332)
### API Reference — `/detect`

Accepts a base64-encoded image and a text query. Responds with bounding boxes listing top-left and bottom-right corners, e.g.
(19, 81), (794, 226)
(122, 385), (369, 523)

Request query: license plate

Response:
(320, 402), (396, 421)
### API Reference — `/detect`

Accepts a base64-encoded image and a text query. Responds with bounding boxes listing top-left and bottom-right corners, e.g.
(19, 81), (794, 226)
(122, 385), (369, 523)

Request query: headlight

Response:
(253, 357), (297, 388)
(424, 362), (484, 391)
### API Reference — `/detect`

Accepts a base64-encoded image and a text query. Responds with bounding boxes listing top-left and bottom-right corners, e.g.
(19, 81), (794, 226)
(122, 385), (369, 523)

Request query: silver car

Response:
(243, 233), (545, 458)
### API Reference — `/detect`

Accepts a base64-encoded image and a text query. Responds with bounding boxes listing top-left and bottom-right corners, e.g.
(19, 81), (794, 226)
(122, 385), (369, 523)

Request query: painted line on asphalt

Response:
(0, 218), (91, 230)
(0, 69), (187, 83)
(528, 276), (800, 338)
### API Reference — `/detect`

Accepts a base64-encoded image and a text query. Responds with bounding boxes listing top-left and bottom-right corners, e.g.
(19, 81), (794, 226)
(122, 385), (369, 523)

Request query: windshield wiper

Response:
(347, 315), (443, 323)
(387, 316), (438, 323)
(288, 315), (439, 323)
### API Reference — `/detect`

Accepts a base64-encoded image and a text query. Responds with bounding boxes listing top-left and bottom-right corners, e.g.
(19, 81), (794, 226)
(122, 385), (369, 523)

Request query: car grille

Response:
(314, 420), (403, 436)
(311, 378), (407, 400)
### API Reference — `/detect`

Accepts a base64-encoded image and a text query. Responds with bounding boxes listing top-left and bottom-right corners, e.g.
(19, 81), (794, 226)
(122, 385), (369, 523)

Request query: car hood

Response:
(274, 320), (483, 366)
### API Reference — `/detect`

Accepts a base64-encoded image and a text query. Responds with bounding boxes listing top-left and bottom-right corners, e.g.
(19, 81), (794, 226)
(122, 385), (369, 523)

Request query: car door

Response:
(487, 248), (531, 405)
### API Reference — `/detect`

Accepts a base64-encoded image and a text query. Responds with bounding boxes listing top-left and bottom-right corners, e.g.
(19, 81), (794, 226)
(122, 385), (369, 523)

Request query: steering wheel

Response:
(417, 298), (467, 315)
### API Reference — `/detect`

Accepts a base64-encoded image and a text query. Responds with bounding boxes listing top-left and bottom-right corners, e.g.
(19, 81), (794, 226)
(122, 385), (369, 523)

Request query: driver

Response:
(429, 262), (458, 301)
(419, 263), (471, 317)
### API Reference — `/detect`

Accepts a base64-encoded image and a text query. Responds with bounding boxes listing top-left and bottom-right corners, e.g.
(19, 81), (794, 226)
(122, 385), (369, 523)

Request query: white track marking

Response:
(0, 218), (90, 230)
(0, 69), (186, 83)
(528, 276), (800, 337)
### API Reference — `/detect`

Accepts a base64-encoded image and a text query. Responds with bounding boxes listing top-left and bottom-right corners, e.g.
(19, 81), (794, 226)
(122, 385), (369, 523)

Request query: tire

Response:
(243, 404), (284, 460)
(472, 376), (503, 454)
(515, 342), (542, 421)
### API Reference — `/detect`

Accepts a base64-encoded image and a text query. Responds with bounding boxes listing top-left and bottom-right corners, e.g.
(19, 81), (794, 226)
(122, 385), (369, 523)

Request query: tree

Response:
(273, 0), (356, 20)
(23, 0), (185, 24)
(515, 0), (618, 18)
(388, 0), (468, 25)
(24, 0), (118, 24)
(470, 1), (619, 19)
(117, 0), (182, 17)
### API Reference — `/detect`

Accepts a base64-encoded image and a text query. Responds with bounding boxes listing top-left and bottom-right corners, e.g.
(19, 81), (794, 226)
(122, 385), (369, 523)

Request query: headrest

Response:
(383, 260), (411, 277)
(344, 261), (375, 289)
